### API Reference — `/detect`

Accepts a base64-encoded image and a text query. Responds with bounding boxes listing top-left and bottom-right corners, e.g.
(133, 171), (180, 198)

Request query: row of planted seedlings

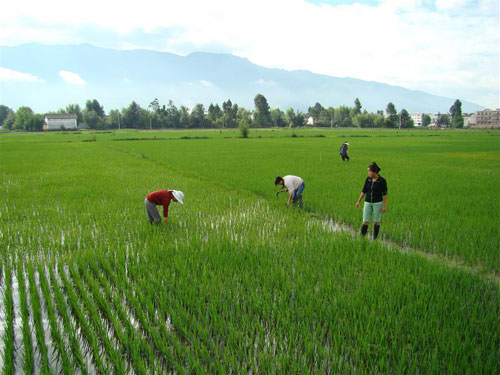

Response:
(3, 185), (500, 374)
(1, 248), (58, 375)
(101, 192), (500, 375)
(2, 140), (500, 374)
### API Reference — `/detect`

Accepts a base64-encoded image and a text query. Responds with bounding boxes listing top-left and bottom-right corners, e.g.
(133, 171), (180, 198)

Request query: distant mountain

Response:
(0, 43), (483, 113)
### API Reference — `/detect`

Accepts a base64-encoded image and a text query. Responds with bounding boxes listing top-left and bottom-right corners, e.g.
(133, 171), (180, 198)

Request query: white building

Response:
(43, 114), (78, 130)
(472, 109), (500, 128)
(410, 113), (424, 127)
(463, 113), (476, 128)
(306, 116), (315, 125)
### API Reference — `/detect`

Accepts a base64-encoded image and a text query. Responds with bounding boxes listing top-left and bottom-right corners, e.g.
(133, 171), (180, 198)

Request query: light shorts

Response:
(363, 201), (384, 223)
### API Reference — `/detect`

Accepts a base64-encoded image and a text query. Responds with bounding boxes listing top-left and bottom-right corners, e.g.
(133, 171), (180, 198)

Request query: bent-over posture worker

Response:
(275, 175), (305, 208)
(354, 162), (387, 239)
(145, 189), (184, 224)
(339, 141), (350, 161)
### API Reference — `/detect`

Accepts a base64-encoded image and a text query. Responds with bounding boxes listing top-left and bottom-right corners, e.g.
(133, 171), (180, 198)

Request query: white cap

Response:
(171, 190), (184, 204)
(345, 142), (350, 145)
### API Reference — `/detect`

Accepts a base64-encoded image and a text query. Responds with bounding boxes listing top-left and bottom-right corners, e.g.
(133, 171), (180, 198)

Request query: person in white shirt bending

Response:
(275, 175), (305, 208)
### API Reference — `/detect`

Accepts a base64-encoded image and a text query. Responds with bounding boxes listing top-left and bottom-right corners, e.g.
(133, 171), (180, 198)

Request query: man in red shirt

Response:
(145, 189), (184, 224)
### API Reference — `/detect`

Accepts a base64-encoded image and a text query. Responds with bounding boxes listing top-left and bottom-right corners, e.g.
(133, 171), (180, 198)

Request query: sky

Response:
(0, 0), (498, 108)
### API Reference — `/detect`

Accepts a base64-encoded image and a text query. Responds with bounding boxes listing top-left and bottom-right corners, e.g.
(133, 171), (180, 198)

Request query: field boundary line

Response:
(314, 215), (500, 286)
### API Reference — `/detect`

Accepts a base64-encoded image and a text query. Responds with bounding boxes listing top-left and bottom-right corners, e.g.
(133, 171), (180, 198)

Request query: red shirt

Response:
(147, 190), (172, 218)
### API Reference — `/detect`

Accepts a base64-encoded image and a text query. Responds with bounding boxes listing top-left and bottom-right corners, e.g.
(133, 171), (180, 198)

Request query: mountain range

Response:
(0, 43), (483, 114)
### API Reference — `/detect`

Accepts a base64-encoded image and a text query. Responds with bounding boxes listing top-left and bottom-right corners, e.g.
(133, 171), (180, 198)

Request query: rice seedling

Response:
(15, 263), (34, 374)
(0, 129), (498, 374)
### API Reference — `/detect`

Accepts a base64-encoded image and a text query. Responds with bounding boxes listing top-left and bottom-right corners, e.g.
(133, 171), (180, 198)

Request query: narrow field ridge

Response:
(315, 215), (500, 286)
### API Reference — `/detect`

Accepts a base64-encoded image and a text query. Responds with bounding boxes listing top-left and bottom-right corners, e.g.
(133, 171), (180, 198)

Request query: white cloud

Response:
(0, 67), (43, 82)
(199, 80), (214, 87)
(0, 0), (498, 107)
(59, 70), (86, 85)
(435, 0), (468, 10)
(256, 79), (277, 86)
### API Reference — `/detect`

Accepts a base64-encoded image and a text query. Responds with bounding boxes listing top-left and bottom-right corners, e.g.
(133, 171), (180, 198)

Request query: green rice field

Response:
(1, 128), (499, 374)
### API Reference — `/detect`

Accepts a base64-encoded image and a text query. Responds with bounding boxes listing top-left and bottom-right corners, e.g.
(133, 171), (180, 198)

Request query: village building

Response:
(43, 114), (78, 130)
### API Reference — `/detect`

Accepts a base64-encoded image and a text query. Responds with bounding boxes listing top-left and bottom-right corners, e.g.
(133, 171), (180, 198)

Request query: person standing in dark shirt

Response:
(354, 162), (388, 239)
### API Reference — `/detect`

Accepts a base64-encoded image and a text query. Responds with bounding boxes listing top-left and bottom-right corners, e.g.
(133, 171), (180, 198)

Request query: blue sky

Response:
(307, 0), (380, 4)
(0, 0), (498, 108)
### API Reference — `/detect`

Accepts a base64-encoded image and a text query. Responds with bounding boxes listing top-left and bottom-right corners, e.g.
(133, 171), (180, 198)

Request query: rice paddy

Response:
(1, 128), (499, 374)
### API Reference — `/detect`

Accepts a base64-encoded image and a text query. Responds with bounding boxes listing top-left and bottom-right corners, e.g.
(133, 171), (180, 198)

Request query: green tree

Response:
(308, 102), (324, 122)
(108, 109), (121, 128)
(207, 103), (223, 127)
(190, 104), (206, 128)
(436, 113), (451, 127)
(353, 98), (362, 116)
(253, 94), (271, 127)
(83, 110), (105, 129)
(385, 102), (399, 128)
(334, 106), (352, 127)
(400, 109), (414, 128)
(375, 115), (386, 128)
(2, 110), (15, 130)
(238, 119), (250, 138)
(354, 113), (377, 128)
(165, 100), (180, 128)
(422, 114), (432, 127)
(237, 107), (252, 125)
(85, 99), (105, 118)
(449, 99), (464, 128)
(14, 106), (34, 130)
(222, 100), (238, 127)
(122, 101), (143, 128)
(83, 99), (105, 128)
(285, 108), (305, 128)
(270, 108), (286, 127)
(179, 106), (190, 128)
(285, 108), (296, 128)
(148, 98), (160, 130)
(295, 111), (305, 127)
(0, 105), (11, 126)
(66, 104), (83, 124)
(325, 107), (335, 128)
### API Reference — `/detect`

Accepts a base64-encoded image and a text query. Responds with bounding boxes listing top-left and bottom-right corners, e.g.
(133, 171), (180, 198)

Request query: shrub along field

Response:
(0, 128), (499, 374)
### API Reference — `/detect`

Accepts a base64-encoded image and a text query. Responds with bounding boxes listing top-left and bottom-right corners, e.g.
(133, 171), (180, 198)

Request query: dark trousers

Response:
(341, 153), (349, 161)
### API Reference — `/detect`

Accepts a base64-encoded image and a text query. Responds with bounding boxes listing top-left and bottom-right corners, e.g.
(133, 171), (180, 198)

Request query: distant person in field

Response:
(145, 189), (184, 224)
(275, 175), (305, 208)
(354, 162), (387, 239)
(339, 141), (350, 161)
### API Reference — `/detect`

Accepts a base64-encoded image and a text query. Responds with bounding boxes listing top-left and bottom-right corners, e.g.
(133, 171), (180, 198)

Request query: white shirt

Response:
(283, 175), (304, 192)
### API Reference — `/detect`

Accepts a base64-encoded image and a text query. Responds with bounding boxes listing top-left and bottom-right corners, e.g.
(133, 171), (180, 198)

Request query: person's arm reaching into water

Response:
(355, 178), (369, 208)
(163, 201), (169, 224)
(355, 192), (365, 208)
(163, 207), (168, 223)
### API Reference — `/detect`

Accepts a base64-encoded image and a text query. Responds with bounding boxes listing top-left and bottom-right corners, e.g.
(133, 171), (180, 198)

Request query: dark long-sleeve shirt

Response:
(362, 176), (387, 203)
(340, 144), (348, 154)
(147, 190), (172, 218)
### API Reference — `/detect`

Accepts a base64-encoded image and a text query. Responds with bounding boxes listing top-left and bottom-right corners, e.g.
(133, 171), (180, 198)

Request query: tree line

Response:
(0, 94), (464, 131)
